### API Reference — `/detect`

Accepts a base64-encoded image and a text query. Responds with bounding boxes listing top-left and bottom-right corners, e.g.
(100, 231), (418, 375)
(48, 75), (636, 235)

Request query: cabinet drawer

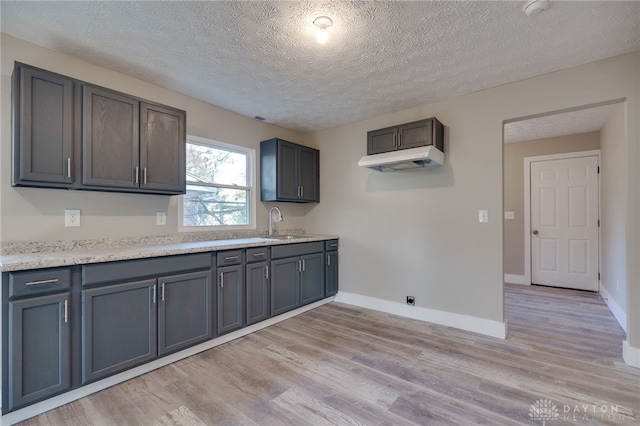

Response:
(9, 267), (71, 298)
(82, 253), (211, 287)
(325, 240), (339, 251)
(217, 250), (243, 266)
(246, 247), (269, 263)
(271, 242), (324, 260)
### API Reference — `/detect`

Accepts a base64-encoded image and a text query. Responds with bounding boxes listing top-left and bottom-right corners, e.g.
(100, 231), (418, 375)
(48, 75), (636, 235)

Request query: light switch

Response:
(504, 211), (515, 220)
(478, 210), (488, 223)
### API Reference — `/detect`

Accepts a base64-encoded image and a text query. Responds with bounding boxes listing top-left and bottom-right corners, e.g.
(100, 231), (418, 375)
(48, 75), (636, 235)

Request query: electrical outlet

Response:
(504, 211), (515, 220)
(156, 212), (167, 225)
(406, 296), (415, 306)
(65, 209), (81, 227)
(478, 210), (489, 223)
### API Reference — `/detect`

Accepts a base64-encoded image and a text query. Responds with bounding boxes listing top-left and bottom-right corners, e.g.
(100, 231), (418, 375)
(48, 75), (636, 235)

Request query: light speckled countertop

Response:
(0, 233), (339, 272)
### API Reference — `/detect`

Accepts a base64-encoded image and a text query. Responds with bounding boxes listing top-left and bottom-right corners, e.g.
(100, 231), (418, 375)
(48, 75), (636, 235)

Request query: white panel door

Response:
(531, 156), (599, 291)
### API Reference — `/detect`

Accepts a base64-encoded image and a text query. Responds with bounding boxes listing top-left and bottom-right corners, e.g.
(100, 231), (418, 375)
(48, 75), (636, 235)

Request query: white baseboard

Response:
(334, 292), (506, 339)
(599, 285), (627, 332)
(504, 274), (528, 285)
(623, 340), (640, 369)
(1, 297), (334, 426)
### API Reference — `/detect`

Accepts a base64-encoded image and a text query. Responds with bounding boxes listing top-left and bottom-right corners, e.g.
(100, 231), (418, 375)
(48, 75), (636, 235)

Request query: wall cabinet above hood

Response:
(358, 117), (444, 171)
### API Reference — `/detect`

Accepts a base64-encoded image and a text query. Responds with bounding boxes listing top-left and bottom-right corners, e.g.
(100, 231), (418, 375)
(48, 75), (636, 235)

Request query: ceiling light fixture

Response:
(313, 16), (333, 44)
(522, 0), (550, 16)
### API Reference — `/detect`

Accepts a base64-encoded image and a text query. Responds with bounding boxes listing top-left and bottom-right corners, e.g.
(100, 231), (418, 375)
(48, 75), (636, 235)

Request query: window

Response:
(180, 135), (255, 231)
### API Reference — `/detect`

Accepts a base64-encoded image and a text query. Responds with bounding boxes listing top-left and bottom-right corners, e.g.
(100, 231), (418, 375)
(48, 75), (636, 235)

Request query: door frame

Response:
(523, 150), (601, 286)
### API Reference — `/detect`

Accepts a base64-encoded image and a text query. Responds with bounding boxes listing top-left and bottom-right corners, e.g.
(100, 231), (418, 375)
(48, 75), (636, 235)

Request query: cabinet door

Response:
(397, 119), (433, 150)
(8, 293), (70, 411)
(158, 271), (212, 356)
(300, 253), (324, 306)
(140, 102), (186, 194)
(82, 85), (139, 189)
(270, 257), (300, 316)
(13, 64), (75, 186)
(325, 251), (338, 297)
(276, 140), (300, 200)
(298, 146), (319, 202)
(217, 265), (244, 335)
(367, 126), (396, 155)
(82, 280), (157, 384)
(246, 261), (270, 325)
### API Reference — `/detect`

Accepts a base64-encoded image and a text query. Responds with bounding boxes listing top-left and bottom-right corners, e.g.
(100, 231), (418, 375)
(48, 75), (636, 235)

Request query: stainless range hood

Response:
(357, 145), (445, 172)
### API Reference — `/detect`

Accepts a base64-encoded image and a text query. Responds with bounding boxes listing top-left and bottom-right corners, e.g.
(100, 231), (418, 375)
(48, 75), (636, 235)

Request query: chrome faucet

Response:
(268, 206), (283, 236)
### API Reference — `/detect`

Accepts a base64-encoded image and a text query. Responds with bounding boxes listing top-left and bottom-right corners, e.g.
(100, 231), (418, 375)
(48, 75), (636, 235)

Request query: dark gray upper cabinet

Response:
(157, 271), (212, 356)
(8, 292), (70, 412)
(139, 102), (186, 193)
(260, 138), (319, 203)
(82, 85), (140, 189)
(11, 62), (186, 195)
(12, 63), (77, 187)
(81, 279), (157, 384)
(367, 117), (444, 155)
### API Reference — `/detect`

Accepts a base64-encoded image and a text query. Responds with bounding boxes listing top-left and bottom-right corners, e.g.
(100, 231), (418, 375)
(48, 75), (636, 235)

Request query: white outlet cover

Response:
(478, 210), (489, 223)
(504, 211), (515, 220)
(65, 209), (81, 227)
(157, 212), (167, 225)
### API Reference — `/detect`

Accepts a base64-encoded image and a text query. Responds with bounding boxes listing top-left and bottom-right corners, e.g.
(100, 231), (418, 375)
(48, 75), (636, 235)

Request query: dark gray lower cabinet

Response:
(270, 257), (300, 316)
(158, 271), (212, 356)
(300, 253), (324, 305)
(217, 265), (244, 335)
(246, 261), (270, 325)
(326, 251), (338, 297)
(8, 293), (70, 411)
(82, 280), (157, 384)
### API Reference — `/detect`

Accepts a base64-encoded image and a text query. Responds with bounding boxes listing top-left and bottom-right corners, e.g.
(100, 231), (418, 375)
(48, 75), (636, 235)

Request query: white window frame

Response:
(178, 135), (256, 232)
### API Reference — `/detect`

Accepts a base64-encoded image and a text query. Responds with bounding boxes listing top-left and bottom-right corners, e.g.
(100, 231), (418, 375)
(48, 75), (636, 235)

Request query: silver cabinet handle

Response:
(63, 299), (68, 323)
(298, 259), (302, 272)
(330, 243), (338, 248)
(143, 167), (147, 185)
(67, 158), (72, 178)
(302, 258), (306, 272)
(224, 256), (239, 261)
(265, 265), (269, 280)
(398, 133), (402, 147)
(135, 166), (139, 184)
(532, 230), (539, 235)
(220, 272), (224, 288)
(253, 252), (265, 258)
(301, 186), (304, 197)
(152, 284), (157, 304)
(327, 255), (331, 267)
(161, 283), (165, 301)
(25, 278), (59, 286)
(393, 134), (396, 148)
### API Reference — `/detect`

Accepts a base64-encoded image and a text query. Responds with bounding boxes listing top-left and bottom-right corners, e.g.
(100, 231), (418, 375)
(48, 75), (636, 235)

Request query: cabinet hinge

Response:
(598, 272), (601, 281)
(597, 166), (600, 174)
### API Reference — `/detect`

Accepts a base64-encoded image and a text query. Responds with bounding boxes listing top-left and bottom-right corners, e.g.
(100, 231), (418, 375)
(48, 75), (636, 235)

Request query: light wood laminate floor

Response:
(20, 284), (640, 425)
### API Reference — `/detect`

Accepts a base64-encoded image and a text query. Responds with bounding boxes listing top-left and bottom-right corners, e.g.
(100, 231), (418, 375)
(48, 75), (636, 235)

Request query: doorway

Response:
(526, 152), (600, 291)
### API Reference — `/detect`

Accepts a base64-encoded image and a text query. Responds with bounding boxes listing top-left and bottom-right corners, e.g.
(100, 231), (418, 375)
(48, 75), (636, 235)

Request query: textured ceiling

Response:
(1, 1), (639, 133)
(504, 104), (615, 144)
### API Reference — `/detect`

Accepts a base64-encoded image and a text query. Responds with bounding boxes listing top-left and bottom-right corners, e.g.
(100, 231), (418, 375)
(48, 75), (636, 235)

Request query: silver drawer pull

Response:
(252, 252), (265, 257)
(63, 300), (68, 323)
(25, 278), (59, 286)
(330, 243), (338, 247)
(224, 256), (239, 261)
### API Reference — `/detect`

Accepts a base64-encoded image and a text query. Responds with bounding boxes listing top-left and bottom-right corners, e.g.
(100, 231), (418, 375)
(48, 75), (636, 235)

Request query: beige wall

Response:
(601, 103), (627, 318)
(306, 52), (639, 349)
(503, 132), (600, 277)
(0, 34), (309, 242)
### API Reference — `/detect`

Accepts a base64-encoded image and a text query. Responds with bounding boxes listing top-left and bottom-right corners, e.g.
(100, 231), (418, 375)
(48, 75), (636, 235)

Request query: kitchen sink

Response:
(265, 235), (300, 240)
